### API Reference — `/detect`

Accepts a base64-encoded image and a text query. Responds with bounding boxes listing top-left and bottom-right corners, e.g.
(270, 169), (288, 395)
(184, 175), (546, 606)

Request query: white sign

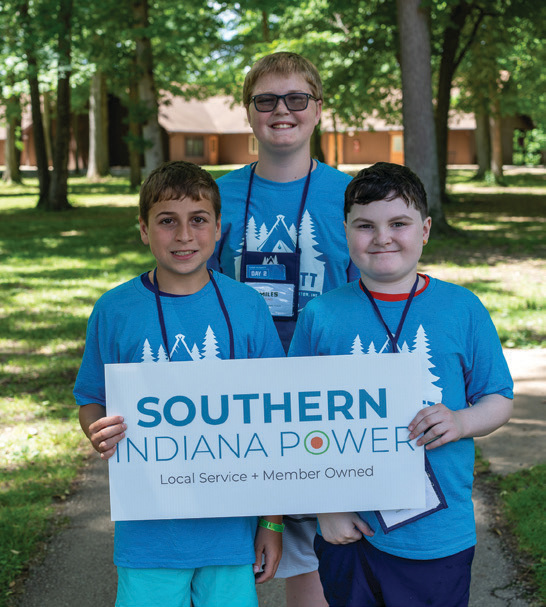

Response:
(106, 354), (425, 521)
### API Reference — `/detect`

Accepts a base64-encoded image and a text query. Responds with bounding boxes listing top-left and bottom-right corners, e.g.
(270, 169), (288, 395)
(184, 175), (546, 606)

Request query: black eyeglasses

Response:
(249, 93), (319, 112)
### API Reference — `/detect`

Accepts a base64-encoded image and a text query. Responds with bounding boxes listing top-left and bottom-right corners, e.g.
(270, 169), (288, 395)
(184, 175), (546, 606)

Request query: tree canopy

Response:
(0, 0), (543, 214)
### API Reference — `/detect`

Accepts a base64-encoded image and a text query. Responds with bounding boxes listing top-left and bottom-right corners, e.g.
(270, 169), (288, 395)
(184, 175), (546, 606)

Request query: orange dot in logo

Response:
(310, 436), (323, 450)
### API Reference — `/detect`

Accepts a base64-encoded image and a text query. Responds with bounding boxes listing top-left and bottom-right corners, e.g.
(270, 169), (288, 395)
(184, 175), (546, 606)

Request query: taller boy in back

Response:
(211, 51), (357, 606)
(289, 162), (514, 607)
(74, 161), (284, 607)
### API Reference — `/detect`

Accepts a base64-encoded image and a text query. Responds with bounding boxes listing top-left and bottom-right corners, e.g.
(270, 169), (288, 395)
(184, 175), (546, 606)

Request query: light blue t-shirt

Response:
(212, 161), (358, 350)
(289, 277), (513, 560)
(74, 271), (284, 569)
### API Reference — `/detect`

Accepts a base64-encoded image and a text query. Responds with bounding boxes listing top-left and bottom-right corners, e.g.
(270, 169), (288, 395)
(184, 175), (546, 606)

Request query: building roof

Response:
(159, 94), (252, 134)
(158, 94), (476, 135)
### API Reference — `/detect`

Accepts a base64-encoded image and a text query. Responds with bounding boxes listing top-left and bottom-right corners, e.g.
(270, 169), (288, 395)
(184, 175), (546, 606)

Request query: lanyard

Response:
(242, 158), (314, 255)
(152, 268), (235, 360)
(359, 276), (419, 353)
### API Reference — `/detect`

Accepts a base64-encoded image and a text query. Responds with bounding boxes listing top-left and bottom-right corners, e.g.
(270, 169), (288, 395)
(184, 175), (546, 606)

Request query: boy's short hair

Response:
(243, 52), (323, 106)
(344, 162), (428, 220)
(139, 161), (221, 223)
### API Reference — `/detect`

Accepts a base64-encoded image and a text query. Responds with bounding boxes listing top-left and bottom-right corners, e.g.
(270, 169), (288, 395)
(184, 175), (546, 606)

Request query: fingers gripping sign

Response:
(408, 403), (464, 450)
(89, 415), (127, 459)
(79, 403), (127, 461)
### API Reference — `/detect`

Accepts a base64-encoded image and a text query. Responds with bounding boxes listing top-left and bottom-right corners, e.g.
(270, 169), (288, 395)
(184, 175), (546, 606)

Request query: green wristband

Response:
(258, 518), (285, 533)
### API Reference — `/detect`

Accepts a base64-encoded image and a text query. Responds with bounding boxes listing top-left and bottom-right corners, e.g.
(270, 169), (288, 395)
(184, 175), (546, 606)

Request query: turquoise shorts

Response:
(115, 564), (258, 607)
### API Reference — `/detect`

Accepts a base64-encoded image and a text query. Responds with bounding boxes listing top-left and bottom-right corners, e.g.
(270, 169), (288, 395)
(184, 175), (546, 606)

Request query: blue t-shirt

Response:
(212, 161), (358, 350)
(74, 271), (284, 569)
(289, 277), (513, 560)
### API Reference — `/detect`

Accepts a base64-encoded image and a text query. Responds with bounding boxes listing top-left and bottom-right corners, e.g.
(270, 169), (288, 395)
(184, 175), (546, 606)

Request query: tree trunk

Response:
(128, 70), (142, 189)
(19, 0), (50, 205)
(261, 10), (269, 42)
(311, 121), (325, 163)
(48, 0), (73, 210)
(434, 1), (473, 203)
(333, 114), (339, 168)
(489, 97), (504, 184)
(72, 113), (81, 174)
(133, 0), (163, 175)
(43, 90), (54, 166)
(3, 95), (22, 184)
(87, 70), (110, 180)
(396, 0), (451, 236)
(474, 107), (491, 179)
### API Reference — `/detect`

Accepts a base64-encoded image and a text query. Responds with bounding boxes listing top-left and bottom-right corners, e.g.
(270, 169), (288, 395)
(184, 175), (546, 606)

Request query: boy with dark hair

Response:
(289, 162), (513, 606)
(74, 161), (284, 607)
(212, 51), (357, 607)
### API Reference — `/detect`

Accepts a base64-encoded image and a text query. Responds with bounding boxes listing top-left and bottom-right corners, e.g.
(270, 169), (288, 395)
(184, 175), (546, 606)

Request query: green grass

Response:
(0, 176), (151, 606)
(0, 168), (544, 605)
(498, 464), (546, 603)
(420, 171), (545, 348)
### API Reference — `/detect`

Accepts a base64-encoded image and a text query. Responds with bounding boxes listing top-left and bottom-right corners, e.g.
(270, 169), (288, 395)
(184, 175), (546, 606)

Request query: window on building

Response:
(185, 136), (204, 157)
(248, 135), (259, 155)
(392, 135), (403, 152)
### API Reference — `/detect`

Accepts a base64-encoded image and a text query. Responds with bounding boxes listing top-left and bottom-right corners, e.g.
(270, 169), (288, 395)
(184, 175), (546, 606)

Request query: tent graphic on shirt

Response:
(236, 209), (325, 302)
(349, 324), (443, 406)
(258, 215), (295, 252)
(139, 325), (222, 362)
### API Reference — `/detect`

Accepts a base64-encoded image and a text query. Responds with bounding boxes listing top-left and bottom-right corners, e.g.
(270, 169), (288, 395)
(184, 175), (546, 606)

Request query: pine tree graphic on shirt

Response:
(190, 343), (201, 361)
(351, 335), (365, 355)
(142, 325), (223, 363)
(201, 325), (221, 359)
(349, 324), (443, 406)
(156, 345), (169, 362)
(412, 325), (443, 405)
(367, 341), (378, 355)
(235, 210), (326, 299)
(246, 216), (261, 250)
(141, 338), (155, 362)
(298, 210), (325, 296)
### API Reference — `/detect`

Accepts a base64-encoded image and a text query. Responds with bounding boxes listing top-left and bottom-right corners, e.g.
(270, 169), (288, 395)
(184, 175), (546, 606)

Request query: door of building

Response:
(389, 132), (404, 165)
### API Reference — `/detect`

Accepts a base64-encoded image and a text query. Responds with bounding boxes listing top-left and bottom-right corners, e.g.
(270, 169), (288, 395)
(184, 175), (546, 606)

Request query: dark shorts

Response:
(314, 534), (474, 607)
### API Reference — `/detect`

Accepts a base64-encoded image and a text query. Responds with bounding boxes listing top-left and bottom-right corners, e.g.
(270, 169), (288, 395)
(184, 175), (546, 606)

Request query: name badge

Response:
(247, 282), (295, 317)
(246, 264), (287, 281)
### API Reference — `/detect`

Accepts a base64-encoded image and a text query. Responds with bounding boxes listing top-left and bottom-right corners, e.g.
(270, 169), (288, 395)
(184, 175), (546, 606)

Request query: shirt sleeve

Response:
(464, 297), (513, 404)
(73, 305), (107, 406)
(287, 307), (314, 357)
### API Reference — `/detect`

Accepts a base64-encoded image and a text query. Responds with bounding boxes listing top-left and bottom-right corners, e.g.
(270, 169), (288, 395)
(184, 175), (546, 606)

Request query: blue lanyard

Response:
(359, 276), (419, 353)
(152, 269), (235, 360)
(242, 158), (313, 255)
